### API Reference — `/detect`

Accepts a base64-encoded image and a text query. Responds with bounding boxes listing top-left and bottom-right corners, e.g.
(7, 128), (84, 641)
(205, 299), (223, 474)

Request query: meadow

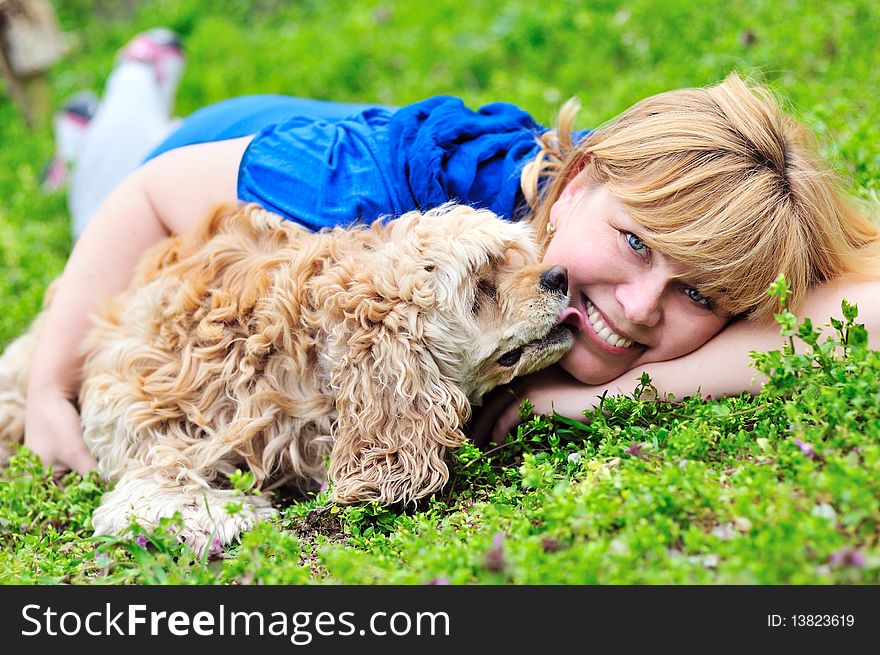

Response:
(0, 0), (877, 584)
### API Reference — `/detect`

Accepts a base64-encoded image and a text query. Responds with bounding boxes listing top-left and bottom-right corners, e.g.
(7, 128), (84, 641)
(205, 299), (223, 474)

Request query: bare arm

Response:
(473, 276), (880, 445)
(25, 136), (252, 472)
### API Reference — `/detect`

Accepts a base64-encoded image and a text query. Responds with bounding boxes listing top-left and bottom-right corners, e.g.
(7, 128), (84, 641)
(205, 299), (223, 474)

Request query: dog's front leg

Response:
(0, 318), (43, 466)
(92, 472), (277, 555)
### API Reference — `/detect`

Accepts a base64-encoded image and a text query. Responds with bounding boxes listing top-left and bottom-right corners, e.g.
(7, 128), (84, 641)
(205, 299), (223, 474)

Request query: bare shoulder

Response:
(809, 276), (879, 310)
(805, 275), (880, 345)
(138, 136), (255, 236)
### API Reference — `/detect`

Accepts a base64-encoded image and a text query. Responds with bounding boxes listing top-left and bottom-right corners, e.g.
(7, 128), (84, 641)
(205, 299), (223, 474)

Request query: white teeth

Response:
(585, 299), (634, 348)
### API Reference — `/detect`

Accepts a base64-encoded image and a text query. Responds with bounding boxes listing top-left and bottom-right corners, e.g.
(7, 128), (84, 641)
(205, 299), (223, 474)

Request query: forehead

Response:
(568, 183), (636, 236)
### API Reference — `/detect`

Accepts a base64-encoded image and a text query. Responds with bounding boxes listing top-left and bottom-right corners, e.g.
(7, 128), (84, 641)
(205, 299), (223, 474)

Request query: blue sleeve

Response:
(238, 107), (405, 230)
(388, 96), (547, 221)
(237, 96), (548, 230)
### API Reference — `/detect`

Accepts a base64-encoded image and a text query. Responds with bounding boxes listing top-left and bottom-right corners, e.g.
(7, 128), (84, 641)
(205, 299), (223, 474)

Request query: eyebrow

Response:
(669, 268), (708, 292)
(610, 210), (710, 291)
(609, 210), (645, 238)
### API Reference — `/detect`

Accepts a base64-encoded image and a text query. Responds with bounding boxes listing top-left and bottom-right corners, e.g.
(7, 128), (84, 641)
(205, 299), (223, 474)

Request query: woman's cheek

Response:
(667, 313), (730, 358)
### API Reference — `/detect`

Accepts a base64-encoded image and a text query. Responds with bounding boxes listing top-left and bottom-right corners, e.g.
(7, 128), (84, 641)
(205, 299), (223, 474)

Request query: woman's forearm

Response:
(26, 168), (171, 397)
(27, 136), (251, 399)
(609, 320), (776, 401)
(23, 138), (249, 471)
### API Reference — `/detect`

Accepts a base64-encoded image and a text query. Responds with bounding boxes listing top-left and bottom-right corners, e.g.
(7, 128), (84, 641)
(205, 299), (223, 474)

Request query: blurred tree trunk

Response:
(0, 0), (69, 129)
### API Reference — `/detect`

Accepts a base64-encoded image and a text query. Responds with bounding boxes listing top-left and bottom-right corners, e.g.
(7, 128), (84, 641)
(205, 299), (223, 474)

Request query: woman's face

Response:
(544, 177), (731, 385)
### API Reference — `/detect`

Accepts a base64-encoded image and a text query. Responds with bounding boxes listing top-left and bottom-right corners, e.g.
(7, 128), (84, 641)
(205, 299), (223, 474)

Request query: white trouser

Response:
(68, 61), (180, 240)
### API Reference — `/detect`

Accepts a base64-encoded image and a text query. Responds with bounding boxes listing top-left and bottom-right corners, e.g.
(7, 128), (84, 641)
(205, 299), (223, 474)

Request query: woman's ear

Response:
(559, 174), (583, 202)
(550, 160), (593, 234)
(560, 153), (593, 200)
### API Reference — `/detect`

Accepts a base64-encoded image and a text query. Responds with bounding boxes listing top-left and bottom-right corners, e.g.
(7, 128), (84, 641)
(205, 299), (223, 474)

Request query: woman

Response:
(24, 32), (880, 472)
(473, 79), (880, 441)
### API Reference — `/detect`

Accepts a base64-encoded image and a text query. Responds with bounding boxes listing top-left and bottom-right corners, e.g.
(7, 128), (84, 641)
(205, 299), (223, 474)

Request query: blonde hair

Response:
(521, 73), (880, 321)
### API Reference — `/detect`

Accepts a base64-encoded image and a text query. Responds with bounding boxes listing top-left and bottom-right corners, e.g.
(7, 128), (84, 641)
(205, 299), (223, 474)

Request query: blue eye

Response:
(685, 287), (711, 307)
(626, 233), (647, 253)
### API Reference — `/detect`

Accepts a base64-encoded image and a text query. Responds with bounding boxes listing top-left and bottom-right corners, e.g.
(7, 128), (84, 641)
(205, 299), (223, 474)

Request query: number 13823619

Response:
(790, 615), (855, 627)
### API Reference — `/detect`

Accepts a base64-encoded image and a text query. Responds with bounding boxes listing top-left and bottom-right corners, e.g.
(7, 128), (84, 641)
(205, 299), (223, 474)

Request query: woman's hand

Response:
(24, 388), (96, 474)
(468, 365), (609, 447)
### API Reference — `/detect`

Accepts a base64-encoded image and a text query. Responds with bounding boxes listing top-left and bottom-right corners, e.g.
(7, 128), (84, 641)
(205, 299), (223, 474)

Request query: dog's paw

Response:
(0, 329), (35, 458)
(92, 476), (278, 555)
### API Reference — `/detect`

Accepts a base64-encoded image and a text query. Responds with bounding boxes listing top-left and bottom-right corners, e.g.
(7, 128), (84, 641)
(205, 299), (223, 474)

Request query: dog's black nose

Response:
(539, 265), (568, 294)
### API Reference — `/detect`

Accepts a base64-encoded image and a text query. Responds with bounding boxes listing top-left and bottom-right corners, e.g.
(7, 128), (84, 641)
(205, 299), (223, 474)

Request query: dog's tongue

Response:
(555, 306), (581, 328)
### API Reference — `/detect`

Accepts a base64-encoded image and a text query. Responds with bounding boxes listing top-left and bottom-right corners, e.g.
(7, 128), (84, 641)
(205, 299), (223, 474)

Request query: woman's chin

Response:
(559, 350), (629, 386)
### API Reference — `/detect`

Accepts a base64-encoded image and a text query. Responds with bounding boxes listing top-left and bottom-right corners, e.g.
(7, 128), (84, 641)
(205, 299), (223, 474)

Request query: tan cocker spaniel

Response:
(0, 202), (572, 551)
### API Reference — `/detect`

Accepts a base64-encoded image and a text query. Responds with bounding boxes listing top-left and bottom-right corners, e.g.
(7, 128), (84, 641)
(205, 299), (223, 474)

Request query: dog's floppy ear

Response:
(327, 303), (470, 506)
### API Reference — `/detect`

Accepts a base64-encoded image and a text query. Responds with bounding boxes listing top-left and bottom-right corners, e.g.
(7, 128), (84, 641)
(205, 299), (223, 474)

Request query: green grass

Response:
(1, 0), (878, 584)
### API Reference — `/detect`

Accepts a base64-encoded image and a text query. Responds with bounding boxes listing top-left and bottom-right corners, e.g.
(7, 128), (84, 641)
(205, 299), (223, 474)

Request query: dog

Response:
(0, 202), (572, 552)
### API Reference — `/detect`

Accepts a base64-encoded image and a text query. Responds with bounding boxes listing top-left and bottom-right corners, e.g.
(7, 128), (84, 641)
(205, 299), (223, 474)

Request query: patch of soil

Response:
(286, 505), (348, 578)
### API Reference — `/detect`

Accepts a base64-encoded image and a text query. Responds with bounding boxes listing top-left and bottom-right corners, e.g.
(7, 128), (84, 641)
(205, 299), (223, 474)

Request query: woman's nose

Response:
(617, 276), (665, 327)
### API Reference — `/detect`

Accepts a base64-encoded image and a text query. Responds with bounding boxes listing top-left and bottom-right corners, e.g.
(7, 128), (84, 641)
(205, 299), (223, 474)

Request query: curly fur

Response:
(0, 202), (572, 552)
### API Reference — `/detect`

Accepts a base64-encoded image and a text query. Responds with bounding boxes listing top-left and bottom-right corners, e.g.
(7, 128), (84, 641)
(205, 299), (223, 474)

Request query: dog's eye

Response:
(472, 278), (497, 313)
(497, 346), (523, 367)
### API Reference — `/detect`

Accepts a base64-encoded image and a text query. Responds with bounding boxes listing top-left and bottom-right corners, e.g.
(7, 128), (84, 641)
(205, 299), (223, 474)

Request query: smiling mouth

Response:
(556, 295), (641, 351)
(583, 296), (635, 348)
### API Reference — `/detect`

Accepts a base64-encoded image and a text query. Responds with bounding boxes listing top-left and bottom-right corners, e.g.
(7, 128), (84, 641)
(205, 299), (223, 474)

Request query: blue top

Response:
(145, 95), (560, 231)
